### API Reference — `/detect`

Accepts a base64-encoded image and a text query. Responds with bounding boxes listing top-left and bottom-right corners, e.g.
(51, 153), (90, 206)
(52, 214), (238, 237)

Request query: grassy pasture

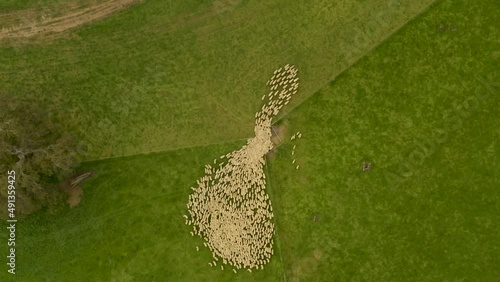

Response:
(1, 140), (289, 281)
(0, 0), (435, 160)
(0, 0), (108, 29)
(0, 0), (498, 281)
(269, 0), (499, 281)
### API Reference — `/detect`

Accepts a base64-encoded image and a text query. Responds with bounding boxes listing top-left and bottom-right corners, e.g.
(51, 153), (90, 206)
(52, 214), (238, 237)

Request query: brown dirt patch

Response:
(270, 122), (287, 146)
(63, 185), (83, 208)
(271, 119), (289, 145)
(0, 0), (142, 39)
(60, 170), (94, 208)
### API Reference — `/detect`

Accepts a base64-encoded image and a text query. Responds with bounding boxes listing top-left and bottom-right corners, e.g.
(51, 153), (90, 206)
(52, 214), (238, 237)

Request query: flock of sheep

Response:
(185, 64), (300, 272)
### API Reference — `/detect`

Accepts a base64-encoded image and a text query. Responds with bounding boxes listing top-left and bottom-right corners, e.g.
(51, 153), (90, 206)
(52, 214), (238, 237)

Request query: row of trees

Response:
(0, 94), (81, 218)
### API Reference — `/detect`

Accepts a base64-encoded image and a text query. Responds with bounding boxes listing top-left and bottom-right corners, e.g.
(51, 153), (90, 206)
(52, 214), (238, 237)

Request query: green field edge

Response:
(81, 137), (250, 163)
(265, 163), (287, 282)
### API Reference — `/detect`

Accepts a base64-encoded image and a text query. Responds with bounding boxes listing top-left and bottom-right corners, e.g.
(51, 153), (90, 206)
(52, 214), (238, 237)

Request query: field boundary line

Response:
(82, 137), (250, 163)
(265, 164), (287, 282)
(275, 0), (442, 123)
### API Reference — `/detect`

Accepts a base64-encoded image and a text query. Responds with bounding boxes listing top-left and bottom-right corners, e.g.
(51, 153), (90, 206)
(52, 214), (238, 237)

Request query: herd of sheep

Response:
(185, 65), (300, 272)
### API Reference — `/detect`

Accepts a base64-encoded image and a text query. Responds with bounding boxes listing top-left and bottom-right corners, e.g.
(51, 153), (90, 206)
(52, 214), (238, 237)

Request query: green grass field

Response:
(269, 1), (499, 280)
(1, 0), (498, 281)
(0, 0), (435, 160)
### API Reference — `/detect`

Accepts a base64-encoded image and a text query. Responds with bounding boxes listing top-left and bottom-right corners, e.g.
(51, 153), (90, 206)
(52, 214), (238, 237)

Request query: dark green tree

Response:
(0, 94), (80, 218)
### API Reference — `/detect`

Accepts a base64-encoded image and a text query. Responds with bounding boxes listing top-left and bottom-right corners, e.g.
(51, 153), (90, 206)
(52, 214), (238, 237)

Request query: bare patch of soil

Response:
(61, 170), (94, 208)
(63, 185), (83, 208)
(271, 123), (287, 146)
(267, 120), (289, 159)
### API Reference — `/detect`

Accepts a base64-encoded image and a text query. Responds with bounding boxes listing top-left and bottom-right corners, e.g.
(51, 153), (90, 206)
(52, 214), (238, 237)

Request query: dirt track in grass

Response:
(0, 0), (142, 39)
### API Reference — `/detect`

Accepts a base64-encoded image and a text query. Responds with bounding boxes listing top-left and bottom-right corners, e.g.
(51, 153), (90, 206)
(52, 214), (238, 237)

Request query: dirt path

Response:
(0, 0), (142, 39)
